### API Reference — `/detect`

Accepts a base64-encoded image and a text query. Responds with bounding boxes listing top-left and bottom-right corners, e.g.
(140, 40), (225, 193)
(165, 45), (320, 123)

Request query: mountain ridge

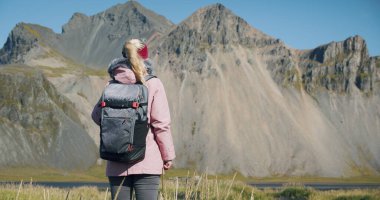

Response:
(154, 3), (379, 176)
(0, 2), (379, 176)
(0, 65), (97, 169)
(0, 1), (174, 68)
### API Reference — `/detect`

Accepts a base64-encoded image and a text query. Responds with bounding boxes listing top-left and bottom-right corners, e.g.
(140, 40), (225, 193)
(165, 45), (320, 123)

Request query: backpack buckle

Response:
(100, 101), (106, 107)
(132, 102), (139, 109)
(127, 144), (134, 152)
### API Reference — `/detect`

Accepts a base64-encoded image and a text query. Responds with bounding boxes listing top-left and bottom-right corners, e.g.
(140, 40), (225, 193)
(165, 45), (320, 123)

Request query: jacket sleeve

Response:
(91, 98), (101, 126)
(149, 79), (176, 161)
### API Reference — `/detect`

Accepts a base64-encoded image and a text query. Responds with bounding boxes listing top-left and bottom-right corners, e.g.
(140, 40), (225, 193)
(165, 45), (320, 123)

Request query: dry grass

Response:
(0, 166), (107, 183)
(309, 189), (380, 200)
(0, 181), (109, 200)
(1, 170), (379, 199)
(1, 178), (380, 200)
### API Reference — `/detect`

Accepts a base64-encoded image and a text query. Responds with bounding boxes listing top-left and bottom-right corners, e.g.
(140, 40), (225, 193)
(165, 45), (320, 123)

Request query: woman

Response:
(91, 39), (175, 200)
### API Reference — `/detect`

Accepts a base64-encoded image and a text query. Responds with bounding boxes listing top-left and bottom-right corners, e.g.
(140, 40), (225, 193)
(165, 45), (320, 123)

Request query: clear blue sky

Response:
(0, 0), (379, 56)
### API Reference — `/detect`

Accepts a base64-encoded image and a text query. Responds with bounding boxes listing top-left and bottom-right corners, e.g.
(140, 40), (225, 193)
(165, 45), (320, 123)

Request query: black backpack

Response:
(99, 75), (155, 163)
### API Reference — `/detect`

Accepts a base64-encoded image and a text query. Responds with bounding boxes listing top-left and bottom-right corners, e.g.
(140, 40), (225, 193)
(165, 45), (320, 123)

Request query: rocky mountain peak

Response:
(108, 1), (173, 33)
(54, 0), (174, 68)
(344, 35), (367, 52)
(299, 35), (374, 94)
(62, 13), (89, 33)
(0, 23), (53, 64)
(156, 3), (277, 67)
(178, 3), (270, 47)
(0, 22), (62, 66)
(62, 0), (173, 35)
(308, 35), (368, 64)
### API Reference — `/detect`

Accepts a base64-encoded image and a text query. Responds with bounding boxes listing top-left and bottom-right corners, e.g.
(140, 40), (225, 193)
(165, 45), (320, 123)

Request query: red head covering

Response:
(138, 44), (148, 60)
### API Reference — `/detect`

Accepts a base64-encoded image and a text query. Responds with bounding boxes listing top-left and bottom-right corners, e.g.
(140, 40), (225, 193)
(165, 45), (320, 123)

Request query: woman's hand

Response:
(163, 160), (173, 170)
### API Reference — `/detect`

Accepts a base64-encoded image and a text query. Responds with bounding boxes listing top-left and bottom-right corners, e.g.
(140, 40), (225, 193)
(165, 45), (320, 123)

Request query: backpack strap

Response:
(101, 100), (147, 109)
(145, 74), (157, 82)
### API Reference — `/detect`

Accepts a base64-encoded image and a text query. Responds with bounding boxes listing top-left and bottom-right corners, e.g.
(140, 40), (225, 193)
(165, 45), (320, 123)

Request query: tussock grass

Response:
(157, 171), (290, 200)
(0, 181), (108, 200)
(38, 64), (108, 78)
(1, 176), (380, 200)
(309, 189), (380, 200)
(1, 166), (380, 183)
(277, 187), (312, 200)
(1, 168), (380, 199)
(0, 166), (107, 182)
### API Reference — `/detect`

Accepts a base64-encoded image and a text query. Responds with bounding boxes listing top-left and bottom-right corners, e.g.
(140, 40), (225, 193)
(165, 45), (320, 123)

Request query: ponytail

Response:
(122, 39), (147, 84)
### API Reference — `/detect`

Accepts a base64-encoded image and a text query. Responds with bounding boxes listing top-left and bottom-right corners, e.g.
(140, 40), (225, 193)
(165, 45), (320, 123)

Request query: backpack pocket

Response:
(133, 120), (149, 145)
(100, 116), (134, 154)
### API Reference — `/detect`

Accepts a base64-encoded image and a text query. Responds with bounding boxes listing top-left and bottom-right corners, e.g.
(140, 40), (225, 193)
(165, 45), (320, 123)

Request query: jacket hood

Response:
(144, 59), (154, 75)
(107, 57), (156, 83)
(107, 57), (131, 80)
(114, 67), (136, 84)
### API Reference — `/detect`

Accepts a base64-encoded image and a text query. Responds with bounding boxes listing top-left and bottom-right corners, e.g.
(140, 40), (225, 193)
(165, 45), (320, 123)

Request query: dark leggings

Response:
(109, 174), (160, 200)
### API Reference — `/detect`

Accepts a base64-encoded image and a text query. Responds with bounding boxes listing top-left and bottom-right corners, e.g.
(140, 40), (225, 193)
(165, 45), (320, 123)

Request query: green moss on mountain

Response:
(23, 24), (41, 39)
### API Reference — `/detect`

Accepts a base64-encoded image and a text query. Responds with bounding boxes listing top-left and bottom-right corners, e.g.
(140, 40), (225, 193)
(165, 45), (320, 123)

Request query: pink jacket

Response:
(91, 67), (175, 176)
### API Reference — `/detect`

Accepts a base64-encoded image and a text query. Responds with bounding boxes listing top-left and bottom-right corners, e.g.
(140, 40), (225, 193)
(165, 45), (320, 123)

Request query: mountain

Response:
(0, 23), (61, 66)
(0, 1), (174, 170)
(299, 35), (376, 94)
(57, 1), (173, 68)
(154, 3), (380, 176)
(0, 1), (174, 68)
(0, 65), (97, 169)
(0, 2), (379, 176)
(0, 1), (175, 145)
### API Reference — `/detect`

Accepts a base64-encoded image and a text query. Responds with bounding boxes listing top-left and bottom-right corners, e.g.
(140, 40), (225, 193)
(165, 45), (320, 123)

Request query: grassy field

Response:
(1, 165), (380, 199)
(0, 165), (107, 182)
(1, 175), (379, 200)
(1, 165), (380, 184)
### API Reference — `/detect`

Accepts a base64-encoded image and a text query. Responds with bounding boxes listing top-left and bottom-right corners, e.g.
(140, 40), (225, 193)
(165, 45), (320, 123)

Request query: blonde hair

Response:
(122, 39), (147, 84)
